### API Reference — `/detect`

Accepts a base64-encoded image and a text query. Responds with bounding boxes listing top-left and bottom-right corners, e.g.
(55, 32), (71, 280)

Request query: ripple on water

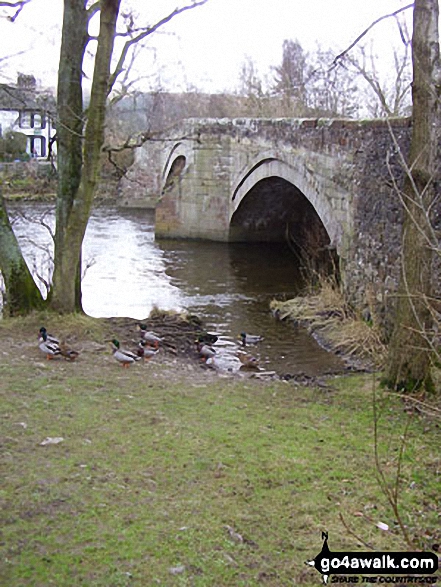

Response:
(6, 203), (344, 376)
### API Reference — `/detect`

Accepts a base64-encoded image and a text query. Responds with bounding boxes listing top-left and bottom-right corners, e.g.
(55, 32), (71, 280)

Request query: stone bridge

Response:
(121, 116), (413, 307)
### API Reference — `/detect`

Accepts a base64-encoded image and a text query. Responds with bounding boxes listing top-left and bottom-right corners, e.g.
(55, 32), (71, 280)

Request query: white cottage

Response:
(0, 75), (56, 159)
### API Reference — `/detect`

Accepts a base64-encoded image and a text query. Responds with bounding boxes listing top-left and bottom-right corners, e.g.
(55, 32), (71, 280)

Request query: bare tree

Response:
(343, 42), (412, 117)
(272, 39), (309, 115)
(385, 0), (440, 392)
(237, 56), (273, 117)
(0, 0), (210, 314)
(0, 188), (44, 314)
(0, 0), (46, 314)
(306, 47), (360, 118)
(325, 1), (438, 391)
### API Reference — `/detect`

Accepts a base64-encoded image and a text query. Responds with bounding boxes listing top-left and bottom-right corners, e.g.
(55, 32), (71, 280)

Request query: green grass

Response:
(1, 338), (440, 586)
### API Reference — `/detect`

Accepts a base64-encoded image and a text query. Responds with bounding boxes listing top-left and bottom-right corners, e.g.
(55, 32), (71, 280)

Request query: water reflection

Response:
(6, 202), (344, 376)
(82, 209), (184, 317)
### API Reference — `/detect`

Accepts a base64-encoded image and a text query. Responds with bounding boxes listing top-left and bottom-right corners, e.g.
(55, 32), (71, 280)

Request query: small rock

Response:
(40, 437), (64, 446)
(169, 565), (185, 575)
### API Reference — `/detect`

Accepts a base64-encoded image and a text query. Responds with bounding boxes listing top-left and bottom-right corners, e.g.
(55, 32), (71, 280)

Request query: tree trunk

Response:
(386, 0), (440, 392)
(0, 192), (44, 316)
(50, 0), (121, 313)
(50, 0), (87, 313)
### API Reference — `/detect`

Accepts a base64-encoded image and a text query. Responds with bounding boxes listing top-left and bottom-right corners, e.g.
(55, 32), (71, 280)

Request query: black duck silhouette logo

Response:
(306, 532), (333, 584)
(305, 532), (438, 585)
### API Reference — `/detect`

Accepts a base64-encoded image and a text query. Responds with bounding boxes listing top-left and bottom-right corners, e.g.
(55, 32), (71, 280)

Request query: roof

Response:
(0, 83), (56, 113)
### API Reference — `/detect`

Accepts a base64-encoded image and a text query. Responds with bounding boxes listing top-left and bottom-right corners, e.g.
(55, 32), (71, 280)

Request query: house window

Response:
(19, 111), (46, 129)
(31, 112), (45, 129)
(19, 111), (31, 128)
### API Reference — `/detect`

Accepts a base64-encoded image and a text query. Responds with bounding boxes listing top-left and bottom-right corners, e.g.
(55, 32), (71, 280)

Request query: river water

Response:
(6, 202), (344, 376)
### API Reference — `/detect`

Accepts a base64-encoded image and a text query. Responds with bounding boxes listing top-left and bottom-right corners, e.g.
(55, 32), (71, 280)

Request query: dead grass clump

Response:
(271, 279), (386, 368)
(325, 318), (386, 365)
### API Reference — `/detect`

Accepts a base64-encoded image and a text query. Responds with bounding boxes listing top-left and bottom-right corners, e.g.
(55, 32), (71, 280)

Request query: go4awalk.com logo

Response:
(306, 533), (439, 584)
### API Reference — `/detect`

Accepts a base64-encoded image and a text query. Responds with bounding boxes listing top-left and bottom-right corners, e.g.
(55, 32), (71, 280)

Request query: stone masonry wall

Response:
(120, 117), (440, 321)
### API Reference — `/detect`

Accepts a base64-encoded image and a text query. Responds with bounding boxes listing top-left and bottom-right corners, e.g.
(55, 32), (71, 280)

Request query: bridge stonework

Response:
(121, 117), (416, 311)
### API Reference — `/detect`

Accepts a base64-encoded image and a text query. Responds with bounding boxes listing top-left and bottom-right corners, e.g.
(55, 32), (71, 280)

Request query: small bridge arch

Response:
(161, 142), (193, 194)
(230, 154), (343, 253)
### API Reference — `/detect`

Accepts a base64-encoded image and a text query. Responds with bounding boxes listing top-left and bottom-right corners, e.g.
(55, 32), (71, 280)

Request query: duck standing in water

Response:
(110, 339), (141, 367)
(195, 341), (216, 362)
(238, 352), (260, 370)
(239, 332), (264, 346)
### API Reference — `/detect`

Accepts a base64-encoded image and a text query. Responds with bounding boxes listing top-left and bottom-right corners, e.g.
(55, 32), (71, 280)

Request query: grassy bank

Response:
(0, 315), (440, 586)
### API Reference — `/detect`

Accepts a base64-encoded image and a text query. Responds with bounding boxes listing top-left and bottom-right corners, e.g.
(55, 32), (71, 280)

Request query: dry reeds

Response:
(271, 277), (387, 367)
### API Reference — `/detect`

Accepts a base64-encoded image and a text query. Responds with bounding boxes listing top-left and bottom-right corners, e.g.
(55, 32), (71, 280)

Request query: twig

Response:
(384, 391), (441, 418)
(108, 0), (210, 93)
(339, 513), (375, 550)
(373, 387), (416, 550)
(332, 4), (414, 68)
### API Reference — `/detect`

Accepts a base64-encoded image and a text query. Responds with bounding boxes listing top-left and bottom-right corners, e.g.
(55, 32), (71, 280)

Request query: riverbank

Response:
(270, 282), (387, 372)
(1, 313), (440, 586)
(1, 159), (120, 203)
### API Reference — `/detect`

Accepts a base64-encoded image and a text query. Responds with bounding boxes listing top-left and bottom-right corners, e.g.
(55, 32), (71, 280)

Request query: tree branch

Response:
(86, 1), (100, 21)
(108, 0), (209, 93)
(0, 0), (31, 22)
(332, 3), (414, 67)
(103, 129), (199, 154)
(0, 0), (30, 6)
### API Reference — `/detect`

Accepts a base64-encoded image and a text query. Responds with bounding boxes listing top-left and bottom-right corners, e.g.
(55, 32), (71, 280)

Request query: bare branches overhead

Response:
(108, 0), (209, 93)
(332, 3), (414, 68)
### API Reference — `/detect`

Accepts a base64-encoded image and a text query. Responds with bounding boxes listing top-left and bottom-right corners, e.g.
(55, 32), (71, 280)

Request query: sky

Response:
(0, 0), (415, 94)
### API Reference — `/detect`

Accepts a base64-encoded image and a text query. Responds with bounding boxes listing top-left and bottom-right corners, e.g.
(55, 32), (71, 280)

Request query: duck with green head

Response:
(39, 327), (80, 361)
(110, 339), (141, 367)
(196, 332), (218, 345)
(39, 327), (59, 345)
(39, 330), (61, 360)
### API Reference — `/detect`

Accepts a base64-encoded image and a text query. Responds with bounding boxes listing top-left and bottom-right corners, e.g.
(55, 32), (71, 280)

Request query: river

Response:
(6, 201), (344, 376)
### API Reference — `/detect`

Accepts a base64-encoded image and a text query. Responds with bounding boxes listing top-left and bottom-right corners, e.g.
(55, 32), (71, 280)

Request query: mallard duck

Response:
(110, 339), (141, 367)
(195, 341), (216, 361)
(137, 341), (159, 361)
(39, 327), (59, 345)
(196, 332), (218, 345)
(59, 340), (80, 361)
(238, 352), (260, 370)
(239, 332), (264, 346)
(39, 331), (61, 359)
(138, 324), (162, 348)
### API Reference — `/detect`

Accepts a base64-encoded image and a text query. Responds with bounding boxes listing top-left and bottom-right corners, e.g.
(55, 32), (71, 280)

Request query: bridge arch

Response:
(230, 155), (342, 249)
(161, 142), (195, 194)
